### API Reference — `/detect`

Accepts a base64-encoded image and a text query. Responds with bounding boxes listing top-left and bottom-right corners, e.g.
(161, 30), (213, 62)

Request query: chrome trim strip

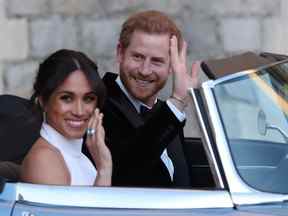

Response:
(237, 166), (276, 169)
(211, 59), (288, 86)
(2, 182), (288, 209)
(201, 73), (288, 206)
(232, 192), (288, 206)
(189, 88), (224, 188)
(212, 69), (255, 86)
(201, 82), (253, 193)
(11, 183), (234, 209)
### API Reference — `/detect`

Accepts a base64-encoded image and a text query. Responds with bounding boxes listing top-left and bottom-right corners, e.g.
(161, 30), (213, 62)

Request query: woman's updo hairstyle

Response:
(30, 49), (106, 110)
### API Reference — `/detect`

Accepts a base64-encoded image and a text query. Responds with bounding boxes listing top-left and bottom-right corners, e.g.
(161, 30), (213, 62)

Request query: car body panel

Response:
(2, 182), (233, 209)
(0, 200), (14, 216)
(11, 204), (258, 216)
(237, 205), (288, 216)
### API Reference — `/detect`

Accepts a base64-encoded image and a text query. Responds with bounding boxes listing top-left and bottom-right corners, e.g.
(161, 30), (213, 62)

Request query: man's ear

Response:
(116, 42), (124, 64)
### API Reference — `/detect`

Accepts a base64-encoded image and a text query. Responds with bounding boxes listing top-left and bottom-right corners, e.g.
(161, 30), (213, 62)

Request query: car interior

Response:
(0, 51), (286, 189)
(0, 95), (42, 182)
(0, 92), (217, 189)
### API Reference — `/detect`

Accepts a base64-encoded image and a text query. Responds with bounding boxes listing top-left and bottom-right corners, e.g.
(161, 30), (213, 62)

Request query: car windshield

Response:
(213, 61), (288, 194)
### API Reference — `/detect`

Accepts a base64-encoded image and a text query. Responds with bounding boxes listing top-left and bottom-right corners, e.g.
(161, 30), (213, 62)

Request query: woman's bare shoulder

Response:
(30, 138), (60, 155)
(24, 138), (63, 164)
(21, 138), (70, 185)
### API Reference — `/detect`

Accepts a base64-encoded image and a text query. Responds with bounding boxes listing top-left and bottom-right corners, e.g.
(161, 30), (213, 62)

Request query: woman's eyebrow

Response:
(54, 90), (73, 95)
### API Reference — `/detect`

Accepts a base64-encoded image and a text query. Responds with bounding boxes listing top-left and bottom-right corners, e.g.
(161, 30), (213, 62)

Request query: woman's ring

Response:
(87, 128), (96, 136)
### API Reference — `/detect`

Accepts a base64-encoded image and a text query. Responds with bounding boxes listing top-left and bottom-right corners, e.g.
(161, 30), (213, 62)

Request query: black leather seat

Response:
(183, 137), (215, 188)
(0, 95), (42, 181)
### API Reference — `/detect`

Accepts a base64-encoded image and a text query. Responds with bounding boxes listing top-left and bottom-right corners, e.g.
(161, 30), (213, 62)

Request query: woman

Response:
(21, 49), (112, 186)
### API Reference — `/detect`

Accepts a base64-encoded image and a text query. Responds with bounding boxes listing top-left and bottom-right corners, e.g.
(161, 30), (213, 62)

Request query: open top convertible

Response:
(1, 52), (288, 216)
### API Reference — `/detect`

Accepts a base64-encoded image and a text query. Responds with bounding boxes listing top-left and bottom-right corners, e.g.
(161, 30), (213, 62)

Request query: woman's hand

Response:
(86, 108), (112, 186)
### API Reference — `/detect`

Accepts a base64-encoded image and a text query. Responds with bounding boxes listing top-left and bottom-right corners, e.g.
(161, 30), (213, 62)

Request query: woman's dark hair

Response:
(30, 49), (106, 109)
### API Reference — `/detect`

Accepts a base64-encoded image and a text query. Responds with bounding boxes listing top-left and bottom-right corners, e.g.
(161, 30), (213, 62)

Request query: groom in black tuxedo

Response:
(101, 10), (199, 187)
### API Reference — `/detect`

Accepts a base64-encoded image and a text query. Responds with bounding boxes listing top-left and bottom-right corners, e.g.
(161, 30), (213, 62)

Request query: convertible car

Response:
(1, 52), (288, 216)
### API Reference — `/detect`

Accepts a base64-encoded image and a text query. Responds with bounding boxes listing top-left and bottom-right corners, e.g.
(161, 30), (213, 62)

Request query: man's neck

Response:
(115, 76), (156, 112)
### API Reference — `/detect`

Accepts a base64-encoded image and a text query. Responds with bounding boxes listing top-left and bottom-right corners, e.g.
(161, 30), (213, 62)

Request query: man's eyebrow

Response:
(152, 56), (165, 60)
(131, 51), (143, 56)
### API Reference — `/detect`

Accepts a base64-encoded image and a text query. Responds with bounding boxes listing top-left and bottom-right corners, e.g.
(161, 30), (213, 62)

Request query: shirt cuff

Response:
(166, 100), (186, 122)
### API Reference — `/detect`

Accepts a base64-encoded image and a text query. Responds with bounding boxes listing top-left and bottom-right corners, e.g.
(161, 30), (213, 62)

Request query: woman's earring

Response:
(43, 112), (47, 122)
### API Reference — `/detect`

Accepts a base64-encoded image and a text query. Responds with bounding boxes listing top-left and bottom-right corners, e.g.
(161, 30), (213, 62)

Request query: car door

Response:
(8, 182), (235, 216)
(0, 178), (15, 216)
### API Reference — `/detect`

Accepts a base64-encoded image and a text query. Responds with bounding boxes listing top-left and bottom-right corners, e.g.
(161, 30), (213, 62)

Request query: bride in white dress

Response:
(21, 49), (112, 186)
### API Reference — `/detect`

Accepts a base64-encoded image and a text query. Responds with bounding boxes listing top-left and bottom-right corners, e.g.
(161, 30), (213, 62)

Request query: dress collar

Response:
(40, 122), (83, 157)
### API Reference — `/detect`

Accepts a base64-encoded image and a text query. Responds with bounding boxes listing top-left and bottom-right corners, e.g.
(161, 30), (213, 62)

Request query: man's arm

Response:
(168, 35), (199, 112)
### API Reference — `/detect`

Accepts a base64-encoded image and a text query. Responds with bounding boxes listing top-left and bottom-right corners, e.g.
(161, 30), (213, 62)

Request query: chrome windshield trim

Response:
(209, 59), (288, 87)
(189, 88), (224, 188)
(201, 59), (288, 205)
(7, 183), (234, 209)
(201, 82), (254, 193)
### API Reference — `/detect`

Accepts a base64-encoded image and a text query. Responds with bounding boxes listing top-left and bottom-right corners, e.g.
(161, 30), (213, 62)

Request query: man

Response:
(102, 10), (198, 187)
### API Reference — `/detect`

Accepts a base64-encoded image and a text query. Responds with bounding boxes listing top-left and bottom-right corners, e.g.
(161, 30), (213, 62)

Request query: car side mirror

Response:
(257, 109), (288, 142)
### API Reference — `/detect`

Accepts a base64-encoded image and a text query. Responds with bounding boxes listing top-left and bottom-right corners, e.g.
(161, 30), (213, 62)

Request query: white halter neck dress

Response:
(40, 122), (97, 186)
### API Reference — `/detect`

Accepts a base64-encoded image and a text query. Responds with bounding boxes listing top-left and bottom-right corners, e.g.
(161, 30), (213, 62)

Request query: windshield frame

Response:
(209, 59), (288, 88)
(200, 59), (288, 205)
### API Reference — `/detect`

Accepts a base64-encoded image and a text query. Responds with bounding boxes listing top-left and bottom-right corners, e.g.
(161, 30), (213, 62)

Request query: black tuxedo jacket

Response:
(101, 73), (190, 187)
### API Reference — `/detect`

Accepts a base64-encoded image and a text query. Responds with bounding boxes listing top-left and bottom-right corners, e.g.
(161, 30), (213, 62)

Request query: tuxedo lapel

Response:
(167, 131), (190, 187)
(103, 73), (143, 128)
